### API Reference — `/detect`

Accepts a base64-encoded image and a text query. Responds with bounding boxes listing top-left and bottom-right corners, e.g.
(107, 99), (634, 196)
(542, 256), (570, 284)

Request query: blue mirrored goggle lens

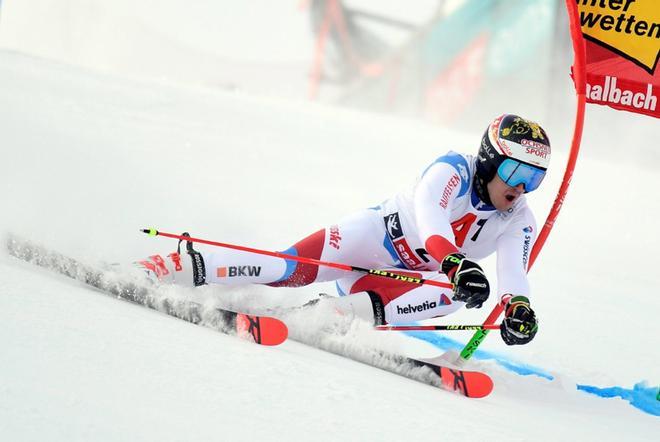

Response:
(497, 159), (546, 192)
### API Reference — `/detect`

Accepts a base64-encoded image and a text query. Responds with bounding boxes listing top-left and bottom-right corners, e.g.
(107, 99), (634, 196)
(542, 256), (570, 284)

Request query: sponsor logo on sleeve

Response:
(439, 173), (461, 209)
(522, 235), (532, 267)
(384, 213), (404, 240)
(383, 213), (426, 269)
(394, 240), (424, 269)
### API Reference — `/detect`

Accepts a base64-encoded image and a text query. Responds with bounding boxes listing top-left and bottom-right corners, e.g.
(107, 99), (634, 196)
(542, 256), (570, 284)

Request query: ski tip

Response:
(466, 374), (494, 399)
(235, 314), (288, 346)
(438, 366), (494, 398)
(141, 228), (158, 236)
(257, 317), (289, 346)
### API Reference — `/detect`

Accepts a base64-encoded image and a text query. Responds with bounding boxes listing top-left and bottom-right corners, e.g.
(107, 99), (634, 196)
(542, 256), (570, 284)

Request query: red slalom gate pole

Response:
(141, 229), (454, 290)
(455, 0), (587, 364)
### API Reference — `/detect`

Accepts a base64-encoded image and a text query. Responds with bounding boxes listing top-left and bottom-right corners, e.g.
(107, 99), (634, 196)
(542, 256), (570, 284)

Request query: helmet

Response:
(476, 114), (551, 193)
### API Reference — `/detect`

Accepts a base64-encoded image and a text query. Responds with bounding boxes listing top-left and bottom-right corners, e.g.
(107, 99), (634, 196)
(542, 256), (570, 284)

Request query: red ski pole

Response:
(141, 229), (454, 290)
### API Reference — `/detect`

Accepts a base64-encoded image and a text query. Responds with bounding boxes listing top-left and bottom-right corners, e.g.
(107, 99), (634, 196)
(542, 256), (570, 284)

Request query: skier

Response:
(139, 114), (550, 346)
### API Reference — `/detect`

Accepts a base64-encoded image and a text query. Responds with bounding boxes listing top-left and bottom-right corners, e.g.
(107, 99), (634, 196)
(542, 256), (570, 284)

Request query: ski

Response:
(407, 357), (493, 398)
(266, 296), (494, 397)
(280, 305), (494, 397)
(5, 234), (491, 393)
(5, 234), (288, 346)
(302, 345), (494, 398)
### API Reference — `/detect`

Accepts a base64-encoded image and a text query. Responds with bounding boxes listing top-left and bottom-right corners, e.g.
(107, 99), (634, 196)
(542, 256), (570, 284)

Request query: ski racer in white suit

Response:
(140, 114), (550, 345)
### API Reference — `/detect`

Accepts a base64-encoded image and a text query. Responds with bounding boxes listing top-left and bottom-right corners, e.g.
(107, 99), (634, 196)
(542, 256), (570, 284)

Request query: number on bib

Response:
(451, 213), (477, 247)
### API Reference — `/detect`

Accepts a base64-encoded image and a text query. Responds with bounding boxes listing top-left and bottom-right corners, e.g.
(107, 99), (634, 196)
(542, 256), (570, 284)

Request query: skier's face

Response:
(487, 174), (525, 211)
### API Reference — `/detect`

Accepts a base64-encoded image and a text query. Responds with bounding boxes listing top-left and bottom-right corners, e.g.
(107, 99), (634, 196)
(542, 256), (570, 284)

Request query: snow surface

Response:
(1, 1), (659, 441)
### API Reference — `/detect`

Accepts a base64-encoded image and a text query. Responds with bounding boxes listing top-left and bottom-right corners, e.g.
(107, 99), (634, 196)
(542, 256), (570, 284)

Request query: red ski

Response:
(408, 358), (494, 398)
(6, 234), (288, 346)
(235, 314), (288, 346)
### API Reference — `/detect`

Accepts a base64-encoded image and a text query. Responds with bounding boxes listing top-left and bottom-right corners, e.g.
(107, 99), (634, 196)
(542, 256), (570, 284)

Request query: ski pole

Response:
(457, 303), (504, 362)
(375, 324), (501, 331)
(141, 229), (454, 290)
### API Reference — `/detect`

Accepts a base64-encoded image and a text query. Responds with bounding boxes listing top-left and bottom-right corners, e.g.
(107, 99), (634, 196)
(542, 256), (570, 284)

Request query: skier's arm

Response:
(494, 208), (536, 301)
(414, 155), (490, 308)
(496, 208), (538, 345)
(413, 157), (468, 261)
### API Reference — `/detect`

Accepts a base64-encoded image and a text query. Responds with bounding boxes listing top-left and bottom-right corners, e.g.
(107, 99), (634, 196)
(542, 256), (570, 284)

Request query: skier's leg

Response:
(136, 208), (394, 288)
(330, 270), (462, 324)
(269, 208), (396, 286)
(137, 231), (309, 287)
(314, 290), (387, 325)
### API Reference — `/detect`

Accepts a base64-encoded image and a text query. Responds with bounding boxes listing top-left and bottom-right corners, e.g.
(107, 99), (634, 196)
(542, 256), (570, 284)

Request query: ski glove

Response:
(500, 296), (538, 345)
(441, 253), (490, 309)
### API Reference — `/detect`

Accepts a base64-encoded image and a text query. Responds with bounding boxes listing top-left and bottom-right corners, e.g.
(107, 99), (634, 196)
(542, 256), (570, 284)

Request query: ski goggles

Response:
(497, 158), (546, 192)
